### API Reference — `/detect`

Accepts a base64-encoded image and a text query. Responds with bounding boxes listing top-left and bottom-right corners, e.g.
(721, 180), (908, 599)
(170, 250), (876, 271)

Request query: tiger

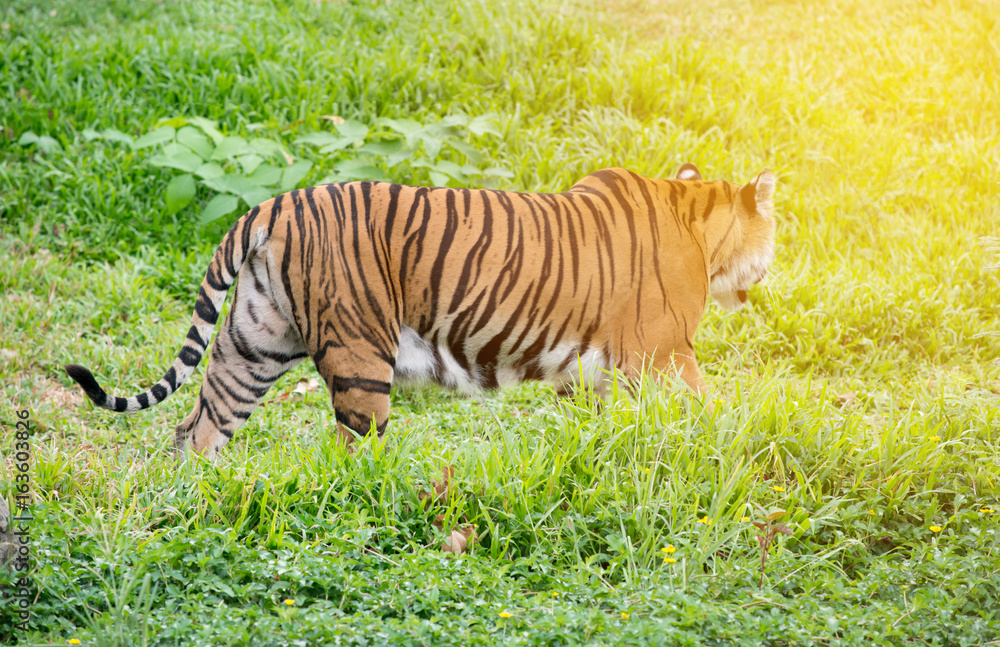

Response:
(66, 163), (776, 458)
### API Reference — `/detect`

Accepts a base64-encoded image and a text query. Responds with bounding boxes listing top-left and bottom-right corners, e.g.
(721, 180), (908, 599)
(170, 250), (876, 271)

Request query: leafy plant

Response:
(297, 113), (512, 188)
(75, 113), (511, 226)
(750, 507), (794, 588)
(16, 131), (63, 154)
(81, 117), (312, 225)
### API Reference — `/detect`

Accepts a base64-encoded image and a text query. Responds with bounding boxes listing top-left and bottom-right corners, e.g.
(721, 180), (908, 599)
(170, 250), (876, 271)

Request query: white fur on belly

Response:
(394, 325), (479, 394)
(395, 325), (612, 395)
(394, 325), (436, 384)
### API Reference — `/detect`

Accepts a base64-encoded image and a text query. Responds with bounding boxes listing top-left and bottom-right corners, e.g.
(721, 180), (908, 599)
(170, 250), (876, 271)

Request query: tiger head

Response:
(676, 163), (777, 312)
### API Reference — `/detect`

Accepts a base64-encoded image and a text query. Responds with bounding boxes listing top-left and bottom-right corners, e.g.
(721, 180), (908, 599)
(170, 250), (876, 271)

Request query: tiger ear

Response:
(739, 169), (775, 215)
(676, 163), (702, 181)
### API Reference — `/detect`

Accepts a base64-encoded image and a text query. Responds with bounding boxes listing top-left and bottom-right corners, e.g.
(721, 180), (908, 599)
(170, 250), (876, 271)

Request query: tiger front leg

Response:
(616, 331), (709, 396)
(612, 348), (706, 396)
(312, 347), (394, 449)
(662, 348), (708, 396)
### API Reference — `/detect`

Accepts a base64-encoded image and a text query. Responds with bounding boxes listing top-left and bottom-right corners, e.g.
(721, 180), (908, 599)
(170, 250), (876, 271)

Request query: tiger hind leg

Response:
(175, 275), (307, 459)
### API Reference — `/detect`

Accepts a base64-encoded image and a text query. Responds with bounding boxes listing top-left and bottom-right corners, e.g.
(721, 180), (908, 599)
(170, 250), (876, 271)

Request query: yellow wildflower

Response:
(868, 510), (875, 515)
(696, 516), (712, 525)
(283, 599), (295, 606)
(929, 525), (942, 532)
(621, 612), (630, 619)
(741, 516), (752, 522)
(981, 508), (994, 514)
(664, 557), (677, 563)
(499, 611), (513, 618)
(550, 591), (559, 597)
(771, 485), (785, 492)
(68, 641), (81, 646)
(928, 436), (941, 442)
(661, 544), (676, 554)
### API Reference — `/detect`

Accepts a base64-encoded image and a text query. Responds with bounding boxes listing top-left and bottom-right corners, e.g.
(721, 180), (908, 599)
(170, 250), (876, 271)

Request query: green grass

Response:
(2, 0), (1000, 644)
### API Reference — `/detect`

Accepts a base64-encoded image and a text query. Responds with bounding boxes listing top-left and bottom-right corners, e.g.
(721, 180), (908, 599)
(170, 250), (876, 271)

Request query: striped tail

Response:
(66, 203), (272, 413)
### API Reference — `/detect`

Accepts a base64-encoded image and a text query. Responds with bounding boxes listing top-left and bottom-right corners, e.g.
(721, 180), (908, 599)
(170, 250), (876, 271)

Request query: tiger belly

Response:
(392, 325), (611, 394)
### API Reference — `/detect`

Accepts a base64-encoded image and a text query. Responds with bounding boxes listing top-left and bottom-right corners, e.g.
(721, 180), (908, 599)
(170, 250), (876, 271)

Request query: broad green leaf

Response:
(201, 173), (260, 196)
(385, 150), (414, 167)
(155, 116), (189, 129)
(294, 132), (343, 147)
(447, 139), (485, 165)
(81, 128), (101, 141)
(280, 160), (313, 192)
(237, 153), (264, 176)
(319, 138), (359, 154)
(482, 166), (515, 178)
(425, 123), (461, 140)
(148, 150), (202, 173)
(100, 128), (134, 146)
(133, 126), (175, 149)
(211, 136), (252, 161)
(38, 135), (63, 153)
(199, 194), (240, 225)
(334, 119), (369, 142)
(330, 157), (387, 181)
(429, 171), (450, 187)
(469, 114), (503, 137)
(187, 117), (224, 144)
(194, 162), (225, 179)
(378, 118), (422, 136)
(440, 114), (469, 128)
(359, 140), (413, 167)
(358, 140), (404, 156)
(177, 126), (214, 160)
(240, 187), (274, 209)
(166, 173), (196, 214)
(249, 137), (285, 159)
(19, 131), (63, 154)
(329, 165), (388, 182)
(431, 160), (468, 182)
(420, 134), (443, 160)
(159, 142), (189, 157)
(248, 163), (283, 186)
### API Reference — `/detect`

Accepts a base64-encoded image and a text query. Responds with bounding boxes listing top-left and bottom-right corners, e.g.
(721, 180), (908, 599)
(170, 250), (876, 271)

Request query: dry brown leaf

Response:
(281, 149), (294, 166)
(836, 392), (857, 407)
(419, 465), (454, 506)
(274, 377), (322, 403)
(296, 377), (322, 394)
(441, 525), (476, 555)
(320, 115), (346, 124)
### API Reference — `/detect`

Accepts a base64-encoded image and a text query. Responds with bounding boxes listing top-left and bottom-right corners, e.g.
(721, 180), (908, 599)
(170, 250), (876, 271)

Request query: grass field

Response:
(2, 0), (999, 644)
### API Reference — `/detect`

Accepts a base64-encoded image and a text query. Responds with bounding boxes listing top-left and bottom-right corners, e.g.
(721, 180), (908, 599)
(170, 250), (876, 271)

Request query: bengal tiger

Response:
(66, 163), (776, 458)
